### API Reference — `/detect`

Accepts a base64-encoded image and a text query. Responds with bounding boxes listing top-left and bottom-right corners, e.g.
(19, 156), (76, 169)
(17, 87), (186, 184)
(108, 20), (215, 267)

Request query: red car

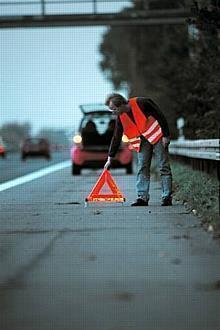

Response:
(21, 138), (51, 161)
(71, 104), (133, 175)
(0, 137), (6, 158)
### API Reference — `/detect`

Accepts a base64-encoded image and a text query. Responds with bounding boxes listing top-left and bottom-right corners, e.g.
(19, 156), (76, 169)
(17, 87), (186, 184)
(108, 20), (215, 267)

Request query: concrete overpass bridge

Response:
(0, 0), (191, 28)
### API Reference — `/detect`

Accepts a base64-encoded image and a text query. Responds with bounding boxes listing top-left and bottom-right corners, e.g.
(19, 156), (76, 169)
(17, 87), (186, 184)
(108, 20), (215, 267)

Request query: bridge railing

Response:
(0, 1), (191, 28)
(169, 139), (220, 179)
(0, 0), (133, 16)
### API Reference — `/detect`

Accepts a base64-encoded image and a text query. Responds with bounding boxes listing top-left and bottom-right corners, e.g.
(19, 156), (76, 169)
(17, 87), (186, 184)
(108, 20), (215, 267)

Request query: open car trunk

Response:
(80, 113), (116, 152)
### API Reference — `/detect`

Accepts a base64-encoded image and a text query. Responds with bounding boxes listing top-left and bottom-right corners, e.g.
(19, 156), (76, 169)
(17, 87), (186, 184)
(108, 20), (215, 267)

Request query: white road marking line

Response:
(0, 160), (71, 192)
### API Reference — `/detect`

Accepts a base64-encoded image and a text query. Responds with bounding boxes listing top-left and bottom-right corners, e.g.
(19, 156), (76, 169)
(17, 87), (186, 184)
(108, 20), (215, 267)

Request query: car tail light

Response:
(73, 135), (82, 144)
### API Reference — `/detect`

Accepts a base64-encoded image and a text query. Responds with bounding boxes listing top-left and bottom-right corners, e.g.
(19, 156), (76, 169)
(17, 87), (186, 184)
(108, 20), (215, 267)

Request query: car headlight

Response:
(73, 135), (82, 144)
(122, 134), (129, 143)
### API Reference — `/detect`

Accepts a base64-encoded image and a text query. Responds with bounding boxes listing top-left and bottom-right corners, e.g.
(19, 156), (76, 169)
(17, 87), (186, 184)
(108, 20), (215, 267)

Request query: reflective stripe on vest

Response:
(142, 120), (162, 143)
(120, 97), (163, 152)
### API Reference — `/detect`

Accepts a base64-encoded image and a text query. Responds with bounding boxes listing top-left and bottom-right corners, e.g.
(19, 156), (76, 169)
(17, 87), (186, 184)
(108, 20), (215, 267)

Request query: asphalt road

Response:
(0, 166), (220, 330)
(0, 151), (70, 184)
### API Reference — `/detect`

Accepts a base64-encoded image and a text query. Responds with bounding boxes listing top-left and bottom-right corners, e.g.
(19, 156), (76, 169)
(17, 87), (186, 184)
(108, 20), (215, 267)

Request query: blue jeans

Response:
(136, 137), (172, 200)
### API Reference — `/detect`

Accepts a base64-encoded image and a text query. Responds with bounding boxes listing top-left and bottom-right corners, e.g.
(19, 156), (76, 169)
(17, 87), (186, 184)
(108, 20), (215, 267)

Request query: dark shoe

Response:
(131, 198), (149, 206)
(161, 196), (172, 206)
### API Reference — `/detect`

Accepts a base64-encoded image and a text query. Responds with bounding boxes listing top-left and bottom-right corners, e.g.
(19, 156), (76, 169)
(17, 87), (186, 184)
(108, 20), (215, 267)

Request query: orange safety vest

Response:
(120, 97), (163, 152)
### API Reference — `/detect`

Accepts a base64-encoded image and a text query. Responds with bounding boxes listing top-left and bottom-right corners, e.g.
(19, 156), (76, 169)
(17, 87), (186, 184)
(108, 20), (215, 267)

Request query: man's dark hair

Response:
(105, 93), (128, 107)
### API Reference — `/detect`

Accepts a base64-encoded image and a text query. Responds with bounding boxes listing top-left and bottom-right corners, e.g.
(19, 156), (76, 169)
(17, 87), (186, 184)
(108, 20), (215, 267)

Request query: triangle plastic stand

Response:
(85, 169), (126, 204)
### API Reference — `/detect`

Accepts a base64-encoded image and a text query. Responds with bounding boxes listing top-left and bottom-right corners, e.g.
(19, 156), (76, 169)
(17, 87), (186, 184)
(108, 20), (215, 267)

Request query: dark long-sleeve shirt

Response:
(108, 97), (170, 157)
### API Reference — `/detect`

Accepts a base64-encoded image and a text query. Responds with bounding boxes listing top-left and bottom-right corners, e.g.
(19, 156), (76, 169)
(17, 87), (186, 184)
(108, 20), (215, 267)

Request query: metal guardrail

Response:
(169, 139), (220, 161)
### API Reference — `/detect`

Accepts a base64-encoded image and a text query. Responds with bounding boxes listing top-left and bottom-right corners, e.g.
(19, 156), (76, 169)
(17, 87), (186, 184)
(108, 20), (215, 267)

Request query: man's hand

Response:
(104, 156), (113, 170)
(162, 137), (170, 148)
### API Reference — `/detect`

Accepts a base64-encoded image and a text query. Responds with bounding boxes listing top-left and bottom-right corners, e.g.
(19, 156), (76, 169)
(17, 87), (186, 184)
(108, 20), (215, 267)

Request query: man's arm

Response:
(138, 98), (170, 137)
(104, 117), (123, 169)
(108, 117), (123, 157)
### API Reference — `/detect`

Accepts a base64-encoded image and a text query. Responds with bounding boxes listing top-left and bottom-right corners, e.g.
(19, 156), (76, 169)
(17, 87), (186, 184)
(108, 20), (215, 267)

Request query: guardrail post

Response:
(177, 117), (185, 141)
(41, 0), (45, 16)
(93, 0), (97, 14)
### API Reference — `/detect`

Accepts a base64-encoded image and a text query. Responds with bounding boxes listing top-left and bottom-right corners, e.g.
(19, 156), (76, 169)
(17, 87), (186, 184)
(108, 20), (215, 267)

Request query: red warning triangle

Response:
(85, 169), (125, 203)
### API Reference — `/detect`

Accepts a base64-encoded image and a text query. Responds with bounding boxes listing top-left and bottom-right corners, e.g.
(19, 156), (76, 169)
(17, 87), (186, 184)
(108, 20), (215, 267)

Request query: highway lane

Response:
(0, 168), (220, 330)
(0, 151), (70, 184)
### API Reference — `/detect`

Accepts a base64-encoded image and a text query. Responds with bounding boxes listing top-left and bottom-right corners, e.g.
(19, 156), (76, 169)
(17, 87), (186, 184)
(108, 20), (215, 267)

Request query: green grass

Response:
(145, 157), (219, 235)
(171, 161), (220, 232)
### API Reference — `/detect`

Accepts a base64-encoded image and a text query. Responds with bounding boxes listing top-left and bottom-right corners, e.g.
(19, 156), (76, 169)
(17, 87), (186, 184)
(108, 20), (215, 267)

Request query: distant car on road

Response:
(0, 137), (6, 158)
(71, 104), (133, 175)
(21, 138), (51, 161)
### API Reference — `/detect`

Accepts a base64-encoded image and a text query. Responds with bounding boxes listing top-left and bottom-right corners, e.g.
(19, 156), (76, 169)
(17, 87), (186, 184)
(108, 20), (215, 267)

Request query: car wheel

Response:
(126, 162), (133, 175)
(46, 154), (51, 160)
(72, 163), (81, 175)
(1, 153), (5, 158)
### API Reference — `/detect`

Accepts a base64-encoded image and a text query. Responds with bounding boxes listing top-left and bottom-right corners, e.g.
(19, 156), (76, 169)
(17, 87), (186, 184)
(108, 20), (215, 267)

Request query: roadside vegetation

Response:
(0, 123), (69, 151)
(0, 123), (31, 151)
(99, 0), (219, 139)
(171, 161), (220, 236)
(151, 157), (219, 236)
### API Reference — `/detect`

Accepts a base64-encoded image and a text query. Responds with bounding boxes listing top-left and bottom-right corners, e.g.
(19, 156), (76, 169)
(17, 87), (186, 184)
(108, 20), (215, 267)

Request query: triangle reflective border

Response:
(85, 169), (126, 203)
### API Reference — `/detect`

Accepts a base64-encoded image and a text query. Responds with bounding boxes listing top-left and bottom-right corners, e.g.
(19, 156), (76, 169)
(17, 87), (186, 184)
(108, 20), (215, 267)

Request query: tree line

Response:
(99, 0), (219, 139)
(0, 123), (69, 151)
